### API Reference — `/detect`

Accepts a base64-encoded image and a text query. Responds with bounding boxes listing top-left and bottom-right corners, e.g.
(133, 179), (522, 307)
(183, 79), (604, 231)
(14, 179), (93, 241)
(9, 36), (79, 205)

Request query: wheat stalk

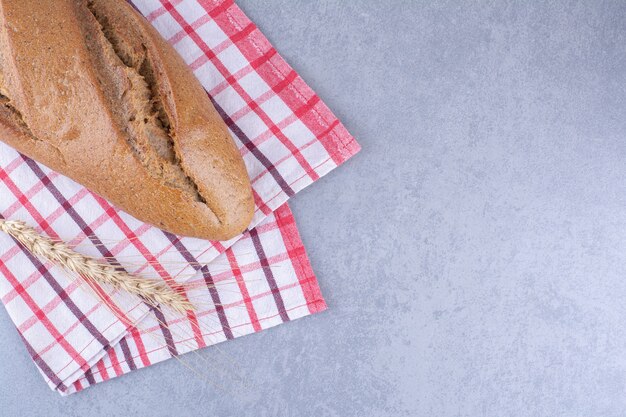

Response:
(0, 219), (194, 314)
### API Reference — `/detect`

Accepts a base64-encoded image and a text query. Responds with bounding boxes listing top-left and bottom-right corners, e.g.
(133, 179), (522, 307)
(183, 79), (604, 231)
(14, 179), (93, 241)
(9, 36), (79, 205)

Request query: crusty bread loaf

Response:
(0, 0), (254, 240)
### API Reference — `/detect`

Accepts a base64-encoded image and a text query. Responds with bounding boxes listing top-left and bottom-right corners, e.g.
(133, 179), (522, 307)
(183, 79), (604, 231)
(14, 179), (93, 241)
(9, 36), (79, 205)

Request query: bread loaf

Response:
(0, 0), (254, 240)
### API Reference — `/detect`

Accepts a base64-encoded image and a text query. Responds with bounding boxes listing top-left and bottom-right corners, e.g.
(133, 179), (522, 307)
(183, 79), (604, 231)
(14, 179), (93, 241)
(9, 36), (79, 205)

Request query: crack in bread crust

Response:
(81, 0), (208, 204)
(0, 93), (35, 137)
(0, 93), (67, 165)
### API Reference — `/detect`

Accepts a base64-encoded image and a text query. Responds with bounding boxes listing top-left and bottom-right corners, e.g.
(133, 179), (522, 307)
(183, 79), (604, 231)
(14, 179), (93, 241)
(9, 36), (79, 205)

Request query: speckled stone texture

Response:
(2, 1), (626, 415)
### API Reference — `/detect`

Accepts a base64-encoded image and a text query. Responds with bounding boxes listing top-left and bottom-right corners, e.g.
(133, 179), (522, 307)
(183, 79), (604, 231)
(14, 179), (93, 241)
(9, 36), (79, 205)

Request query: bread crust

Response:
(0, 0), (254, 240)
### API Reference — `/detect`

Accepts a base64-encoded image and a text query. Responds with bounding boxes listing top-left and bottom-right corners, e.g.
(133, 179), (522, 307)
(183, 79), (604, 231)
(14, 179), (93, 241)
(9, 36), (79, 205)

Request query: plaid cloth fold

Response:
(0, 0), (359, 395)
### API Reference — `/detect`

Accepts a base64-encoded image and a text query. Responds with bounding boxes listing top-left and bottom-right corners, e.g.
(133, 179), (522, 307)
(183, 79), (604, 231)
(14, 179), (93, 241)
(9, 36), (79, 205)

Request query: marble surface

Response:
(2, 1), (626, 415)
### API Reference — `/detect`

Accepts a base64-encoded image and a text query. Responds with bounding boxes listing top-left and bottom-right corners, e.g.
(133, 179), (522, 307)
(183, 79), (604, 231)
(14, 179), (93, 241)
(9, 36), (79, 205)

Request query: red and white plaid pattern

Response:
(0, 0), (359, 395)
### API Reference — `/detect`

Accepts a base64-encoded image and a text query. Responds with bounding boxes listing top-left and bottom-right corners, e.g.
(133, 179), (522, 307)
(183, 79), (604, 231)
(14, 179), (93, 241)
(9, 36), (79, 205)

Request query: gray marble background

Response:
(2, 1), (626, 416)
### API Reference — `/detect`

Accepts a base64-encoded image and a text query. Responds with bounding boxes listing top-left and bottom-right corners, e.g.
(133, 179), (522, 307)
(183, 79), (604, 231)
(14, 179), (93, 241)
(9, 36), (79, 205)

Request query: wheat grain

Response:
(0, 219), (195, 314)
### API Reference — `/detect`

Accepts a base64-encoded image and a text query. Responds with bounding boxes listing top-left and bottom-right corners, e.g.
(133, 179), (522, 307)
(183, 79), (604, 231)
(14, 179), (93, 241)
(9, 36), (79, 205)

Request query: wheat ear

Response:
(0, 219), (194, 314)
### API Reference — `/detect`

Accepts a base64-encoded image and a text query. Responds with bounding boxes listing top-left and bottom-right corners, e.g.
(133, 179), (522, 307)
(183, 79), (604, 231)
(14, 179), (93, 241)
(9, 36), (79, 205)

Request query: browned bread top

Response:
(0, 0), (254, 240)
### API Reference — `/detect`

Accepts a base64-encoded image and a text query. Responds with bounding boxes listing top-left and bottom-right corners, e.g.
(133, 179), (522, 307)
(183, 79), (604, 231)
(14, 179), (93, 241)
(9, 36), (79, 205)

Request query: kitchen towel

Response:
(0, 0), (359, 395)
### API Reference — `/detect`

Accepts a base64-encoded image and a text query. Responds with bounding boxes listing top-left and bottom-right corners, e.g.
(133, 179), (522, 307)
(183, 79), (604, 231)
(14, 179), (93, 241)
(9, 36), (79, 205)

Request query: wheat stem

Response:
(0, 219), (194, 314)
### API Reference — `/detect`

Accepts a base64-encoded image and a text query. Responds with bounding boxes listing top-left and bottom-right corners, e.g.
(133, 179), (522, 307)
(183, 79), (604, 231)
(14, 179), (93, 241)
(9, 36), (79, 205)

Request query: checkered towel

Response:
(0, 0), (359, 395)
